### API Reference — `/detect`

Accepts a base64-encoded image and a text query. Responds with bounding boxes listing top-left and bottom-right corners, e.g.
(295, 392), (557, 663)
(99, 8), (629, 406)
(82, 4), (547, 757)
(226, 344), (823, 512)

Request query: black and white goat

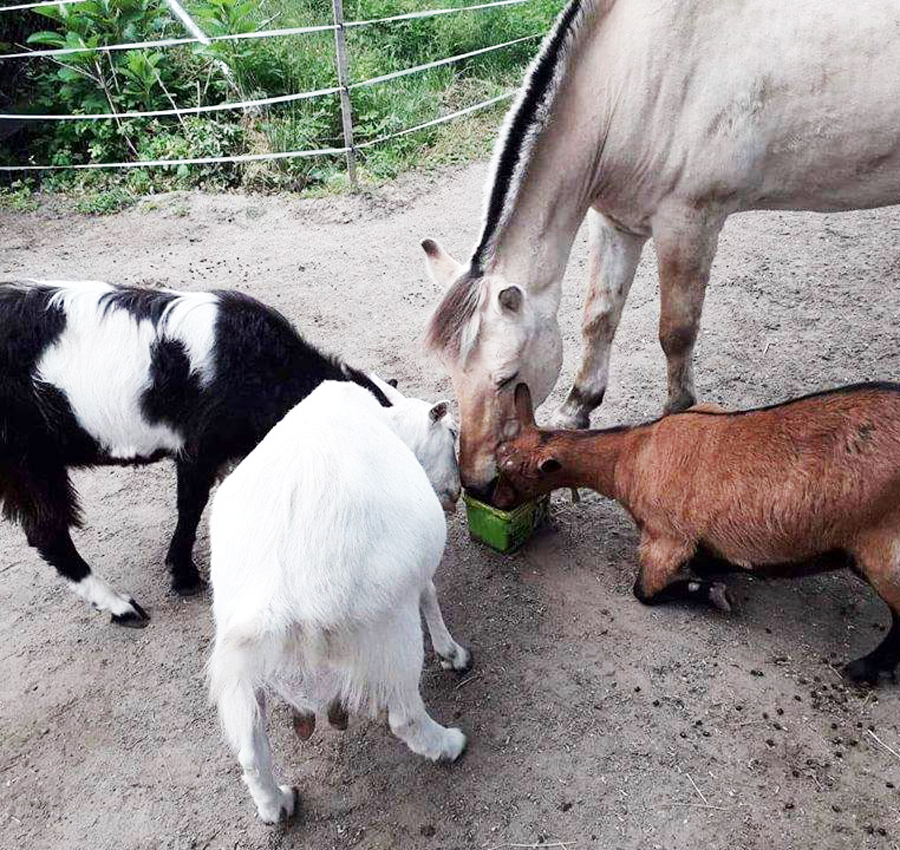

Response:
(0, 279), (391, 626)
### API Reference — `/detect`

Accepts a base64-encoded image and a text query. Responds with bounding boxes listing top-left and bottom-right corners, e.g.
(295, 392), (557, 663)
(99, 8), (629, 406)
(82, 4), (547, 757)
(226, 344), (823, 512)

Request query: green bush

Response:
(1, 0), (562, 198)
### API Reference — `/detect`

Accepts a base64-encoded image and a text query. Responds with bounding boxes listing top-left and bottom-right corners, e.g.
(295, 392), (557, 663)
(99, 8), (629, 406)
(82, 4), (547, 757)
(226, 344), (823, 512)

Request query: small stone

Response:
(420, 825), (436, 838)
(559, 801), (573, 812)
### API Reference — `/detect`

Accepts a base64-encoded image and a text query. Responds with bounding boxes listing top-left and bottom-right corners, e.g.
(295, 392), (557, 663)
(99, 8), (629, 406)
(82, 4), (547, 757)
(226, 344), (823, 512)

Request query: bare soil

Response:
(1, 163), (899, 850)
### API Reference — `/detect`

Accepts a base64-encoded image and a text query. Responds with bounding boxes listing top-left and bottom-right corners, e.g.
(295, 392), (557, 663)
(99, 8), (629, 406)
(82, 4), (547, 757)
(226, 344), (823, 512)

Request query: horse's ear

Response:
(421, 238), (463, 288)
(514, 383), (536, 428)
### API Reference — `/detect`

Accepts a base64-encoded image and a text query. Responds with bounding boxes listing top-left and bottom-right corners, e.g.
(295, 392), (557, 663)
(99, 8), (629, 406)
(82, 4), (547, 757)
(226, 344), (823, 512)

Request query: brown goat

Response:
(493, 383), (900, 685)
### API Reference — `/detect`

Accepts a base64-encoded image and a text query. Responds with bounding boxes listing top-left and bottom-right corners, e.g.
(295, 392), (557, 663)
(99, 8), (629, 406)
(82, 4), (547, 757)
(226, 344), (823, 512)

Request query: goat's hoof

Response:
(171, 575), (205, 597)
(709, 583), (733, 612)
(327, 700), (349, 731)
(440, 645), (474, 674)
(292, 711), (316, 741)
(257, 786), (298, 824)
(111, 599), (150, 628)
(435, 728), (467, 763)
(841, 658), (882, 687)
(663, 393), (697, 416)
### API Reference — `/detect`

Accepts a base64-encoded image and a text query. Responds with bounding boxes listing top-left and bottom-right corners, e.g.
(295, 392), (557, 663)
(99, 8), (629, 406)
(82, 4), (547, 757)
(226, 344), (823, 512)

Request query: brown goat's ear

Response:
(429, 400), (449, 423)
(514, 383), (536, 428)
(538, 457), (561, 474)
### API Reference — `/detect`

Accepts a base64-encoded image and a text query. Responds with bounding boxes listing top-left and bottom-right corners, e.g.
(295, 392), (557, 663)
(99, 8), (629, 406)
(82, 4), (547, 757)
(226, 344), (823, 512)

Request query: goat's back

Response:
(627, 384), (900, 563)
(209, 381), (446, 635)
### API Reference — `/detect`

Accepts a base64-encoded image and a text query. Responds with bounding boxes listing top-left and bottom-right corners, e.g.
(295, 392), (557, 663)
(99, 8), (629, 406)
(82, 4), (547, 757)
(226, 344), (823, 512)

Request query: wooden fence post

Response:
(331, 0), (358, 191)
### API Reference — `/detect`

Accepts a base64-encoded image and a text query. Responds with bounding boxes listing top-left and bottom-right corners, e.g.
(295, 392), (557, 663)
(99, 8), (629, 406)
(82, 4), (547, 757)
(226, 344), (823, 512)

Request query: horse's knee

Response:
(659, 322), (698, 359)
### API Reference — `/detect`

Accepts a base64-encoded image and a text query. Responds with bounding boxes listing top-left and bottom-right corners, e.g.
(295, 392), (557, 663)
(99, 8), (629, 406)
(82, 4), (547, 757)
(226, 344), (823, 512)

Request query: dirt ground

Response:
(1, 162), (899, 850)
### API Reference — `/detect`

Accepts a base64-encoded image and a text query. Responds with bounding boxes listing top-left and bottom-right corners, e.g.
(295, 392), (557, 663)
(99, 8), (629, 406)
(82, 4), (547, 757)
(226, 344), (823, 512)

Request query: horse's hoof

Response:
(292, 711), (316, 741)
(327, 699), (349, 731)
(111, 599), (150, 628)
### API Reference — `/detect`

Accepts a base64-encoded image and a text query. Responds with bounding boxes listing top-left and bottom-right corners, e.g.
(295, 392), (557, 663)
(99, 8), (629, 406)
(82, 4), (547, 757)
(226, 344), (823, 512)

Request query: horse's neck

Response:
(484, 5), (612, 292)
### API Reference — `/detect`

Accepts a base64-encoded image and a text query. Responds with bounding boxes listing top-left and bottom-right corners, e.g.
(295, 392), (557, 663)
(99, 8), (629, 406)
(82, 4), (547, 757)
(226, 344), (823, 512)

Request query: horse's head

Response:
(422, 239), (562, 495)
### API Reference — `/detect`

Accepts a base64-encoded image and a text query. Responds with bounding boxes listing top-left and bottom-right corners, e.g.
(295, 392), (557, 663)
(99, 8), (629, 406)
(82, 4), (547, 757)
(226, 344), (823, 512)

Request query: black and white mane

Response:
(426, 0), (602, 358)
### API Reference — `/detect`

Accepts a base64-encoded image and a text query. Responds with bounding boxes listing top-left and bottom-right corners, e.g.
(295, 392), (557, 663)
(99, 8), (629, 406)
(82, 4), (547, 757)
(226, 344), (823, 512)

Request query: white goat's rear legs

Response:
(552, 210), (647, 429)
(389, 689), (467, 763)
(218, 674), (297, 824)
(383, 604), (467, 762)
(654, 214), (723, 414)
(421, 580), (472, 673)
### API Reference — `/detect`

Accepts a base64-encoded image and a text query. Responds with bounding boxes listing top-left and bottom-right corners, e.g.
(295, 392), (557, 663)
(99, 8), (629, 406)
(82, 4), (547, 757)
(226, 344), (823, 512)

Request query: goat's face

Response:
(493, 384), (565, 509)
(423, 240), (563, 495)
(415, 401), (462, 512)
(380, 381), (461, 512)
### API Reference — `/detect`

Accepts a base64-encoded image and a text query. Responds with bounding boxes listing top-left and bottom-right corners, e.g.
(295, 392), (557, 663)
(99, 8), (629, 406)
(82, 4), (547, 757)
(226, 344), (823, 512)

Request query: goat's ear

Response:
(429, 400), (450, 423)
(514, 382), (536, 428)
(497, 285), (523, 313)
(422, 239), (462, 288)
(538, 457), (562, 474)
(387, 378), (399, 388)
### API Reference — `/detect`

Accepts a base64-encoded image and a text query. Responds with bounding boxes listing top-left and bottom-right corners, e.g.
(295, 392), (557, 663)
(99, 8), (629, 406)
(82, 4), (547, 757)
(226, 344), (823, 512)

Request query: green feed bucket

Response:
(462, 492), (550, 553)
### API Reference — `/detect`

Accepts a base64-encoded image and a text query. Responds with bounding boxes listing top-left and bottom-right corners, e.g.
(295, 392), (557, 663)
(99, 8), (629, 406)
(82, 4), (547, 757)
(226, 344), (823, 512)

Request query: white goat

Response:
(208, 379), (470, 823)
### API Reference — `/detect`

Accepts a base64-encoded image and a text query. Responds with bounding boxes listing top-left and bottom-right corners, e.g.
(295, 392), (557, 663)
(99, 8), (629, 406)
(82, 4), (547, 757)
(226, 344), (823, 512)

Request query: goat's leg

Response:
(375, 603), (466, 762)
(165, 456), (217, 595)
(633, 533), (733, 611)
(15, 463), (148, 626)
(843, 535), (900, 684)
(214, 651), (297, 824)
(653, 213), (724, 414)
(552, 211), (647, 428)
(420, 580), (472, 673)
(388, 689), (467, 763)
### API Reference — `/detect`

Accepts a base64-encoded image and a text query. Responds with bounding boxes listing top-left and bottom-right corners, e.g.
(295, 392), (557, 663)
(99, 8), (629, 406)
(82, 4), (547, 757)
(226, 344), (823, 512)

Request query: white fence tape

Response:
(0, 90), (515, 171)
(345, 0), (530, 28)
(0, 24), (338, 60)
(0, 34), (536, 121)
(0, 0), (533, 59)
(0, 85), (342, 121)
(0, 0), (88, 11)
(350, 33), (537, 89)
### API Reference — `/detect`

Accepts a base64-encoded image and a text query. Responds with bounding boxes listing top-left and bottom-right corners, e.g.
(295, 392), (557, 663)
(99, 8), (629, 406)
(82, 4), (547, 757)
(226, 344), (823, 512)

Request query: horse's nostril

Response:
(465, 478), (498, 504)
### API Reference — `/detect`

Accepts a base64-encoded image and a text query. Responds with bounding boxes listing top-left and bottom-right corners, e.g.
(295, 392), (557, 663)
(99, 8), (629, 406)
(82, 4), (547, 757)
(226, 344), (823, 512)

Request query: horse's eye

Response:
(496, 371), (519, 390)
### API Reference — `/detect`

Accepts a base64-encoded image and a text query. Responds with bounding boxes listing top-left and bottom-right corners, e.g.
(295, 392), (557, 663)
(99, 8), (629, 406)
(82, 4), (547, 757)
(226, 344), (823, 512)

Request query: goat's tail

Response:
(208, 635), (262, 752)
(0, 382), (81, 532)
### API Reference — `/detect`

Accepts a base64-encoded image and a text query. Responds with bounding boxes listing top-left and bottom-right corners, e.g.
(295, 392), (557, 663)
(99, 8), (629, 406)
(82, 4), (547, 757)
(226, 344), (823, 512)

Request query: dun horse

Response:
(424, 0), (900, 491)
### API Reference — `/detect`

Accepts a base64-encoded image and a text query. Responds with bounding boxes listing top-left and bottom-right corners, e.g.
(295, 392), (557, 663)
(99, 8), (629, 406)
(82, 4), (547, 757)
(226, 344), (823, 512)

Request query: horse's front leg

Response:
(654, 214), (723, 414)
(551, 210), (647, 429)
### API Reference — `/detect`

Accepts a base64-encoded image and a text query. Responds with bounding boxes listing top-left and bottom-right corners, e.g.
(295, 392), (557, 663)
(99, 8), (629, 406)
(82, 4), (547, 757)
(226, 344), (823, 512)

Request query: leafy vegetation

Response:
(0, 0), (561, 205)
